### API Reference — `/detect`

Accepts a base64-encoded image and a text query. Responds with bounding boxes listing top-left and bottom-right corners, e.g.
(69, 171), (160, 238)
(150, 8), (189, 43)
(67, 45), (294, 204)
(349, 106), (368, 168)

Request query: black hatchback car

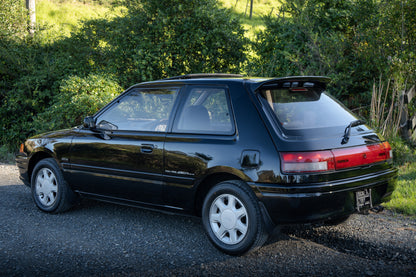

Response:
(16, 74), (397, 255)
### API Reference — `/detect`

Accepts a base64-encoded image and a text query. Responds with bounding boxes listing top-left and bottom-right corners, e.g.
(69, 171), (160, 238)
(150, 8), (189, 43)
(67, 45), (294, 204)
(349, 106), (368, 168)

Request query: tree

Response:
(249, 0), (253, 19)
(26, 0), (36, 34)
(73, 0), (248, 86)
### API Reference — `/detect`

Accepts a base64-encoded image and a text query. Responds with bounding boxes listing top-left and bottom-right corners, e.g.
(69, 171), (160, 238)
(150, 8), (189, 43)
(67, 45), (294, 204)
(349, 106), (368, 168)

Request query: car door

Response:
(163, 85), (238, 210)
(66, 86), (180, 205)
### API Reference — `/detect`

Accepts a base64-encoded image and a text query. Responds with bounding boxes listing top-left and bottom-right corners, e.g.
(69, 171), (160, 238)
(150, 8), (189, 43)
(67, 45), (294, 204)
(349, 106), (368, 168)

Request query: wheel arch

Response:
(193, 168), (251, 217)
(28, 150), (55, 184)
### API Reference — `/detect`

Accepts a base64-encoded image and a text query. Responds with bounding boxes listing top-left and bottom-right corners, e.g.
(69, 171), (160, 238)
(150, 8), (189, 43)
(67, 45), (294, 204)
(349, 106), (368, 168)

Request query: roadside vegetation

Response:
(1, 0), (415, 216)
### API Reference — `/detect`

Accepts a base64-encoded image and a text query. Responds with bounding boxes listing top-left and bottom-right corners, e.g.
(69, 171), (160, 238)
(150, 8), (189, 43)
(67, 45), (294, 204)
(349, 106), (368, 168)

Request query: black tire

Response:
(202, 180), (269, 255)
(31, 158), (77, 213)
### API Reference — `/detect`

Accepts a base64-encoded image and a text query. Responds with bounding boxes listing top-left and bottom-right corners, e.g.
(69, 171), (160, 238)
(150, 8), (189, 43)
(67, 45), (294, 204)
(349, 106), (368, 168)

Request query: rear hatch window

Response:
(258, 80), (393, 173)
(258, 82), (364, 138)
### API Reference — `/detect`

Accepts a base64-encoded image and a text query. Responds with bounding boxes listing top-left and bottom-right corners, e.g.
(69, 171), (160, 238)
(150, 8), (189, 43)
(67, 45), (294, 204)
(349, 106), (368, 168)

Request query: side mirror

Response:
(83, 116), (96, 129)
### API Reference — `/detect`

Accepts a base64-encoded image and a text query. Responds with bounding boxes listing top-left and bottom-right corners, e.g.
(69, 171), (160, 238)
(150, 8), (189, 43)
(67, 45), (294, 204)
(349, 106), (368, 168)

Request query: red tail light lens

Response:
(280, 151), (335, 173)
(281, 142), (392, 174)
(332, 142), (392, 170)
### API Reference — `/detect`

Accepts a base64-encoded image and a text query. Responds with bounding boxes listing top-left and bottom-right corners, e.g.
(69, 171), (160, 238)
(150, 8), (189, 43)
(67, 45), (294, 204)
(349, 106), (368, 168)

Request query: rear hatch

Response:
(254, 77), (394, 176)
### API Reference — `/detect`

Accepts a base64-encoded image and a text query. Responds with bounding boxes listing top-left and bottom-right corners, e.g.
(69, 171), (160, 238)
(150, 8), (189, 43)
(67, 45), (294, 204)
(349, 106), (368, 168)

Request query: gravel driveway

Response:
(1, 163), (415, 276)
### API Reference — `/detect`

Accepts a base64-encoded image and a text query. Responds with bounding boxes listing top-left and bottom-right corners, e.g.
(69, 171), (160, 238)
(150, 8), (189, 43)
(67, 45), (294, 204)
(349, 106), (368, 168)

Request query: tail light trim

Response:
(280, 142), (392, 174)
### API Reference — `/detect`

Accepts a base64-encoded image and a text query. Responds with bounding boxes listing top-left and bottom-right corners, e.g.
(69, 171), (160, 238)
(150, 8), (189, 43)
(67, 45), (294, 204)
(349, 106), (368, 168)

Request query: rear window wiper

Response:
(341, 119), (366, 144)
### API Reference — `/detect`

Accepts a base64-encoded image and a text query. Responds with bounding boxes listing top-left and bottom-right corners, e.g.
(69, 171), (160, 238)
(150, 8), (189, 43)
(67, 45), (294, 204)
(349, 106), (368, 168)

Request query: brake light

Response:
(332, 143), (392, 170)
(280, 151), (335, 173)
(290, 88), (308, 92)
(281, 142), (392, 173)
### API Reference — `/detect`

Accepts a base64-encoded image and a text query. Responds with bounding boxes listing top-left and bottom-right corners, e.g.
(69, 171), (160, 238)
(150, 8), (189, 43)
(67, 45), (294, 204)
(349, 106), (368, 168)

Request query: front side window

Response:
(96, 87), (179, 132)
(174, 87), (234, 134)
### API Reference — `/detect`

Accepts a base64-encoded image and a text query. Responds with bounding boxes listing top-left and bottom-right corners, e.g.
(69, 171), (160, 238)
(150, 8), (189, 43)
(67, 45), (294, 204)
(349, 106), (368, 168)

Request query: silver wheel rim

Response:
(209, 193), (248, 245)
(35, 168), (58, 207)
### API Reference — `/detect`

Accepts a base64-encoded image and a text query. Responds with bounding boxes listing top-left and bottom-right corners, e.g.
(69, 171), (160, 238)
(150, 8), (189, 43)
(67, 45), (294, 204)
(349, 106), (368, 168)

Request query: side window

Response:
(174, 87), (234, 134)
(96, 87), (179, 132)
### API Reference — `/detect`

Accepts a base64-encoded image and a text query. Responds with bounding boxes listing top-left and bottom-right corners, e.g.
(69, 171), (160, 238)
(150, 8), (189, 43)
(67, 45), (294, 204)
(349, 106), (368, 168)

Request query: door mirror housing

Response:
(83, 116), (96, 129)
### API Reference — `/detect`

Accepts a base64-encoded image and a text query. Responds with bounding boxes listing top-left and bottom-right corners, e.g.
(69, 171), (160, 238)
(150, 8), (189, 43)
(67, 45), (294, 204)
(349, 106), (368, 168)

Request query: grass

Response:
(36, 0), (124, 40)
(383, 137), (416, 216)
(34, 0), (279, 40)
(219, 0), (281, 39)
(384, 164), (416, 216)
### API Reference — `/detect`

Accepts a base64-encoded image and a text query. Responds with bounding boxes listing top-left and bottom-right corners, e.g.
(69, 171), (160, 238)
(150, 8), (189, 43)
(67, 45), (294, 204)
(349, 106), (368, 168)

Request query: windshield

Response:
(259, 86), (357, 131)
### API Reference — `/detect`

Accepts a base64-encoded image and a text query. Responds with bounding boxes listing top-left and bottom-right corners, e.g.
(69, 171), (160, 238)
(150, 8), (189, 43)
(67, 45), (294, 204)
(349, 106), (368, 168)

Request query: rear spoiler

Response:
(250, 76), (331, 92)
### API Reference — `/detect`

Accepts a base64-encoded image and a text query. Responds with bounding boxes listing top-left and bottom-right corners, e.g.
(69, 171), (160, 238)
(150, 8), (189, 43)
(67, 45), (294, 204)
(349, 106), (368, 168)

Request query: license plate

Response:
(356, 188), (372, 211)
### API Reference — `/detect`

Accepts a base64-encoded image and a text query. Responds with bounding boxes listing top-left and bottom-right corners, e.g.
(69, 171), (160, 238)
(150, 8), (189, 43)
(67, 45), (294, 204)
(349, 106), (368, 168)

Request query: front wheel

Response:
(31, 158), (77, 213)
(202, 180), (269, 255)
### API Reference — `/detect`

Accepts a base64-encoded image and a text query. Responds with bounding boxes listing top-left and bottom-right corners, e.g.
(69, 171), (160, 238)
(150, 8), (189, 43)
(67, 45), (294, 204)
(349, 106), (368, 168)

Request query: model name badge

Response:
(165, 170), (195, 176)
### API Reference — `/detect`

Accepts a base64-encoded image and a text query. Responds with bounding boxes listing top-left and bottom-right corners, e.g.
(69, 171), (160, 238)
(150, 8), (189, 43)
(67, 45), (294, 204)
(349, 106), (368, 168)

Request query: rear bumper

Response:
(252, 167), (398, 224)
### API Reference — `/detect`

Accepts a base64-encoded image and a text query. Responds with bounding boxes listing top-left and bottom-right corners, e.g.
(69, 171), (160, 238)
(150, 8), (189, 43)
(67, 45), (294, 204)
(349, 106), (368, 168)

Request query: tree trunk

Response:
(26, 0), (36, 35)
(249, 0), (253, 19)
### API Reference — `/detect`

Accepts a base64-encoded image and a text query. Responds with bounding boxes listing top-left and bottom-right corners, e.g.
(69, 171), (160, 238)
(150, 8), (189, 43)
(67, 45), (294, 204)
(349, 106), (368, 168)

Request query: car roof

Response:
(135, 74), (331, 92)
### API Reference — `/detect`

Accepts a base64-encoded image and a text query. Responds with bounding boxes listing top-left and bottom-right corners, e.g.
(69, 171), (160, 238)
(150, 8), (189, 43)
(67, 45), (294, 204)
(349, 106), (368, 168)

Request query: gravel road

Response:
(1, 163), (415, 276)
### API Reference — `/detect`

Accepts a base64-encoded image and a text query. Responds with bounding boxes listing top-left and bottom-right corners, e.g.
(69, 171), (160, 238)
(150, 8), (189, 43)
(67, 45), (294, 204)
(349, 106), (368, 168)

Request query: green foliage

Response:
(73, 0), (247, 87)
(249, 0), (416, 109)
(0, 145), (15, 164)
(219, 0), (282, 39)
(0, 36), (89, 149)
(32, 74), (121, 133)
(0, 0), (27, 39)
(0, 0), (247, 152)
(384, 138), (416, 216)
(377, 133), (416, 216)
(36, 0), (122, 40)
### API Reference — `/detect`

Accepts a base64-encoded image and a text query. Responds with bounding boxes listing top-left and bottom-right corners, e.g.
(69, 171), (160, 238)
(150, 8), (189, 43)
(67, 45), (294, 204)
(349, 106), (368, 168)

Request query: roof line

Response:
(163, 73), (244, 80)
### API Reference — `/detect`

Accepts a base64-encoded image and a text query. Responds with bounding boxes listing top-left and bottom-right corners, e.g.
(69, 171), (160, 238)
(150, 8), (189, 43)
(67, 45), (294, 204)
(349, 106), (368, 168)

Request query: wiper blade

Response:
(341, 119), (366, 145)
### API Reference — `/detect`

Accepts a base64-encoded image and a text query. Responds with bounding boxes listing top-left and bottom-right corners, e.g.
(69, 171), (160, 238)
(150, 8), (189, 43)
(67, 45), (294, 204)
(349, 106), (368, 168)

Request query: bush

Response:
(32, 74), (122, 133)
(0, 0), (247, 152)
(72, 0), (247, 87)
(0, 37), (82, 150)
(249, 0), (416, 110)
(0, 0), (27, 39)
(0, 145), (15, 164)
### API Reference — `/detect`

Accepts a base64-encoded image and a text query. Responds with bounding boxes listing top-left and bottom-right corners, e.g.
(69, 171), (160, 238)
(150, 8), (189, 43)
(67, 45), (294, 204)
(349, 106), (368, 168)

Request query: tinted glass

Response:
(96, 88), (179, 132)
(174, 87), (234, 134)
(260, 87), (356, 130)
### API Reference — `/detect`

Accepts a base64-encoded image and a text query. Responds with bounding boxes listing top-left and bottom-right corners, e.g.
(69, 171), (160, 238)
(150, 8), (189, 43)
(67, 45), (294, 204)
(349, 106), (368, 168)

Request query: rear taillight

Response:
(382, 141), (393, 160)
(280, 151), (335, 173)
(332, 142), (392, 170)
(281, 142), (392, 174)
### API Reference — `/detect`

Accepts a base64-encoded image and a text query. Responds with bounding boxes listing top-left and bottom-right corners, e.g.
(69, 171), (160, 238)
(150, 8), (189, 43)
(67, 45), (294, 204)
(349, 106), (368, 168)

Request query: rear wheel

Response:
(202, 180), (268, 255)
(31, 158), (77, 213)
